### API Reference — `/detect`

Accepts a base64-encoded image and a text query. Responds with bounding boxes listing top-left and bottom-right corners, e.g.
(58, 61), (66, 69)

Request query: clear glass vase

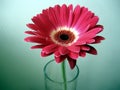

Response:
(44, 60), (79, 90)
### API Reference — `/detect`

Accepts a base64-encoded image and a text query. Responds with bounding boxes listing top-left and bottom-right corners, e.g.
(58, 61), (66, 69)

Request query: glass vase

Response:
(44, 60), (79, 90)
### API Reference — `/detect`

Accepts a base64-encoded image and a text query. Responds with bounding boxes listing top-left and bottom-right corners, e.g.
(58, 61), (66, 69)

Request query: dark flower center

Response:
(60, 34), (69, 40)
(51, 29), (77, 46)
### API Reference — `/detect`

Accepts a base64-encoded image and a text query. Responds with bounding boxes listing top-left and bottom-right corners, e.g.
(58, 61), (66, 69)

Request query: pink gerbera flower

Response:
(24, 4), (105, 69)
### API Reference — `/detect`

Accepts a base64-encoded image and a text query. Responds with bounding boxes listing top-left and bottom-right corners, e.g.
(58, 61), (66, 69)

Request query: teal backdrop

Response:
(0, 0), (120, 90)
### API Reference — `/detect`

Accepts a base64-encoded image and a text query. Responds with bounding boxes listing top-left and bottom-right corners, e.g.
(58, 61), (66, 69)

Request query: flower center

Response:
(60, 34), (69, 40)
(50, 27), (79, 46)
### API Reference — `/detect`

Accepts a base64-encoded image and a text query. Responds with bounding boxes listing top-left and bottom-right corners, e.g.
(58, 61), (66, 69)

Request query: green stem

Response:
(61, 61), (67, 90)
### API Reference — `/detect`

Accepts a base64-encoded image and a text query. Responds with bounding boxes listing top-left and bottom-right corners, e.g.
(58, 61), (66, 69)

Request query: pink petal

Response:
(25, 31), (36, 35)
(80, 11), (93, 25)
(75, 40), (86, 45)
(76, 27), (103, 45)
(81, 45), (90, 51)
(37, 13), (56, 31)
(41, 51), (53, 57)
(79, 51), (86, 57)
(87, 45), (97, 55)
(89, 16), (99, 28)
(31, 15), (53, 35)
(68, 4), (73, 11)
(24, 36), (44, 43)
(76, 20), (91, 33)
(31, 16), (52, 35)
(72, 5), (81, 27)
(67, 45), (80, 53)
(54, 5), (61, 13)
(68, 52), (79, 59)
(59, 46), (69, 55)
(86, 39), (95, 44)
(42, 44), (58, 54)
(67, 57), (76, 69)
(48, 7), (59, 28)
(74, 7), (88, 29)
(60, 4), (69, 26)
(42, 9), (48, 15)
(67, 4), (73, 27)
(32, 16), (44, 29)
(54, 5), (62, 26)
(78, 24), (90, 34)
(76, 13), (95, 32)
(54, 51), (61, 57)
(92, 36), (105, 44)
(76, 11), (93, 32)
(31, 45), (46, 49)
(87, 26), (103, 34)
(26, 23), (39, 31)
(34, 30), (49, 39)
(24, 36), (50, 44)
(25, 30), (50, 39)
(94, 25), (103, 29)
(67, 10), (73, 27)
(55, 55), (66, 63)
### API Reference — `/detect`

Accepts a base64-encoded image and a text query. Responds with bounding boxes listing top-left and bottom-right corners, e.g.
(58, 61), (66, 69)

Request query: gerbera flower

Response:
(24, 4), (105, 69)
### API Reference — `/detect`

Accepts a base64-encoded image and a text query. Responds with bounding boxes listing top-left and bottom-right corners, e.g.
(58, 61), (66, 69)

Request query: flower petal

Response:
(54, 51), (61, 57)
(76, 14), (97, 32)
(24, 36), (50, 44)
(79, 51), (86, 57)
(87, 45), (97, 55)
(68, 52), (79, 59)
(60, 4), (69, 26)
(31, 16), (44, 29)
(84, 27), (103, 37)
(68, 4), (73, 11)
(42, 44), (58, 54)
(37, 13), (56, 31)
(67, 57), (76, 69)
(53, 5), (62, 26)
(74, 7), (88, 29)
(67, 45), (80, 53)
(48, 7), (59, 28)
(41, 51), (53, 57)
(26, 23), (39, 31)
(67, 4), (73, 27)
(31, 45), (46, 49)
(59, 46), (69, 55)
(80, 11), (93, 26)
(25, 31), (36, 35)
(72, 5), (81, 27)
(24, 36), (44, 43)
(89, 16), (99, 28)
(76, 27), (103, 45)
(55, 55), (66, 63)
(32, 15), (53, 35)
(81, 45), (90, 51)
(92, 36), (105, 44)
(78, 24), (90, 34)
(67, 10), (73, 27)
(76, 11), (94, 33)
(86, 39), (95, 44)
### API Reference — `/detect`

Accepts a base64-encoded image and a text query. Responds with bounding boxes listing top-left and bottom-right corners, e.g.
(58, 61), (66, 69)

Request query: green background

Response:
(0, 0), (120, 90)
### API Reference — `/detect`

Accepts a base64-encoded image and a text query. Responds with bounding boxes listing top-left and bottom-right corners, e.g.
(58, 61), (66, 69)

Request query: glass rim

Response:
(44, 60), (79, 84)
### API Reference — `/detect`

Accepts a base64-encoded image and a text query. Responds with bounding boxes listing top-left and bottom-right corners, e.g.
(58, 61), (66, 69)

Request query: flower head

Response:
(24, 4), (105, 69)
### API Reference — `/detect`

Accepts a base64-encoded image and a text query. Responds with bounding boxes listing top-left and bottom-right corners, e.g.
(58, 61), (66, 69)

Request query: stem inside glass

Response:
(44, 60), (79, 84)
